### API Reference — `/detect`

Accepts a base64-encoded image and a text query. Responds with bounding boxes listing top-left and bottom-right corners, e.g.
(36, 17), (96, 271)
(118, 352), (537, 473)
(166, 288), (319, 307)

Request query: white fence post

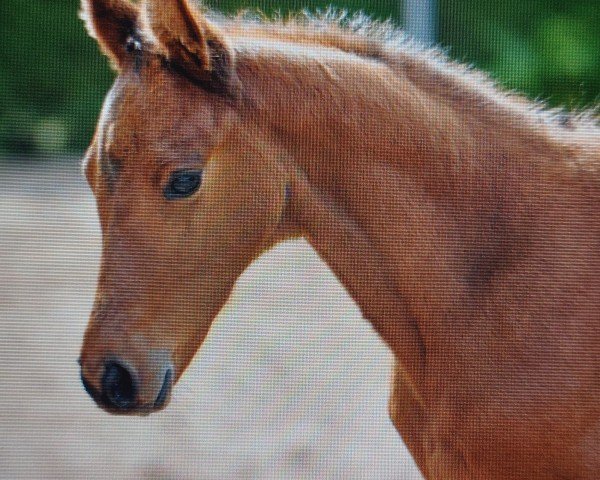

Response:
(403, 0), (437, 45)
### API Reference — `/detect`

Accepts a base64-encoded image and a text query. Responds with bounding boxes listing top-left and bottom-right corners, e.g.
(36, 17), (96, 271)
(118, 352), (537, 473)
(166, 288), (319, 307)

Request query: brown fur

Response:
(80, 0), (139, 67)
(79, 1), (600, 478)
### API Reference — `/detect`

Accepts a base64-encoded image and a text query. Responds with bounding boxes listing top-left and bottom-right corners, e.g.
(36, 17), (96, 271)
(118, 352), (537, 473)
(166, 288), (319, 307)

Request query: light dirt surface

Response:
(0, 158), (423, 479)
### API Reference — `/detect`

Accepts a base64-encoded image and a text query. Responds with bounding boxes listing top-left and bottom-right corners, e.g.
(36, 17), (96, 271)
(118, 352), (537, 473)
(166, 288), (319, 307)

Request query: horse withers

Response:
(79, 0), (600, 478)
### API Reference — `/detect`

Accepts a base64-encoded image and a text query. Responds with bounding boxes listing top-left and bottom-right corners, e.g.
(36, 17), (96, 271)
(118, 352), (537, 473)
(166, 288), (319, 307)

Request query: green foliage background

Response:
(0, 0), (598, 156)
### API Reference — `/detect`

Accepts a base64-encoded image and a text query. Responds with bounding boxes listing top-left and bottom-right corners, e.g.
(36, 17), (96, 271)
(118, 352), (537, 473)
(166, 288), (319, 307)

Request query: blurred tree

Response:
(439, 0), (600, 108)
(0, 0), (114, 155)
(0, 0), (598, 156)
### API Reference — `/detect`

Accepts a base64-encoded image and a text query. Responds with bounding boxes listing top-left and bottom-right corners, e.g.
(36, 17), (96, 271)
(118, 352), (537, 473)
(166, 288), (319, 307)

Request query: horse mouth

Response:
(80, 369), (102, 403)
(153, 367), (173, 409)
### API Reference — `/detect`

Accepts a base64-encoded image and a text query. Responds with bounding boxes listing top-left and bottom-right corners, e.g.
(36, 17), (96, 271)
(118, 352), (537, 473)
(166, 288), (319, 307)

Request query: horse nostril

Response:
(101, 361), (138, 410)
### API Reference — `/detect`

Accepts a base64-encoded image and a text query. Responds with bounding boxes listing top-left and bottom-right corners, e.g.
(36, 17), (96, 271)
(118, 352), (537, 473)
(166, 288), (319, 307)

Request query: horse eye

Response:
(164, 170), (202, 200)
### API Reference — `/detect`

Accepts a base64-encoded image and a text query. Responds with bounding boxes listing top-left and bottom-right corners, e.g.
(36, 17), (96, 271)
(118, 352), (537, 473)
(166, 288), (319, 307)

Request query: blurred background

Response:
(0, 0), (599, 157)
(0, 1), (598, 479)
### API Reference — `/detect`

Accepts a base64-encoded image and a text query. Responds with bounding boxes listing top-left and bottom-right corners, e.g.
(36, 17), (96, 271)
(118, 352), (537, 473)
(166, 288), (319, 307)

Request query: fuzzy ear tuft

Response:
(143, 0), (238, 94)
(81, 0), (140, 69)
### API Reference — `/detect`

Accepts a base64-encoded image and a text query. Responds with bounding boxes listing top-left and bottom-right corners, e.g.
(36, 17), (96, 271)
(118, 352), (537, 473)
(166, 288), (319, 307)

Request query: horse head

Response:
(79, 0), (293, 414)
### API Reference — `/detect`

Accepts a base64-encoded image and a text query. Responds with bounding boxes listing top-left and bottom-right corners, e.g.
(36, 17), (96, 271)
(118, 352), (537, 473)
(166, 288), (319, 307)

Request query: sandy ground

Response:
(0, 158), (423, 479)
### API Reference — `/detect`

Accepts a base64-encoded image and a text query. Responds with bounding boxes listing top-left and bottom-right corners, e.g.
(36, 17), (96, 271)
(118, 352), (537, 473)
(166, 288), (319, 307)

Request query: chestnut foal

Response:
(79, 1), (600, 478)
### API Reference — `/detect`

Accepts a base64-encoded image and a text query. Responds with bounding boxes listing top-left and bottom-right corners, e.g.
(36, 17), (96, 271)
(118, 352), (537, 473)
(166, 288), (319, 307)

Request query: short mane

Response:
(215, 9), (599, 134)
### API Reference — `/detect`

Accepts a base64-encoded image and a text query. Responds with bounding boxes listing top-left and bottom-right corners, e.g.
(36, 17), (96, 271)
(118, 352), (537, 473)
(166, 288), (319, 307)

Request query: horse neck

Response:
(237, 44), (588, 393)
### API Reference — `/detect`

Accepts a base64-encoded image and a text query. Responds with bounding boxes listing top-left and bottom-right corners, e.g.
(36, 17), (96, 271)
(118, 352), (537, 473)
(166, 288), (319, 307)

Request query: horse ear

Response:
(143, 0), (238, 94)
(81, 0), (140, 68)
